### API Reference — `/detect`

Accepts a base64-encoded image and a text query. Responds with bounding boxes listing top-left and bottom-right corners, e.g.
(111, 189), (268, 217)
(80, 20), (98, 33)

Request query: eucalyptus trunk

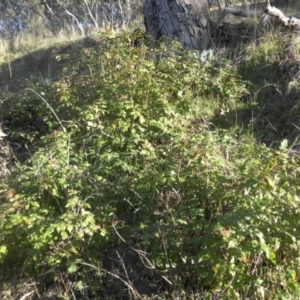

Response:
(144, 0), (211, 50)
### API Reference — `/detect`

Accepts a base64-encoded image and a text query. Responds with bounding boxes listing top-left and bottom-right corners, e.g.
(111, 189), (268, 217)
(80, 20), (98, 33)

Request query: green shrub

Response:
(1, 31), (300, 299)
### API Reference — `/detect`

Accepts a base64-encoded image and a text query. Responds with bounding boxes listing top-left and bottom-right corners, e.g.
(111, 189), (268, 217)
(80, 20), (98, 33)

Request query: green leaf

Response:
(68, 263), (78, 274)
(177, 219), (187, 225)
(279, 139), (288, 150)
(228, 240), (237, 248)
(0, 245), (7, 255)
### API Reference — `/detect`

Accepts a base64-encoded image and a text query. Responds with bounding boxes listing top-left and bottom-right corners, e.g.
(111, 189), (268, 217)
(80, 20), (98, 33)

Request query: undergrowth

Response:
(0, 30), (300, 299)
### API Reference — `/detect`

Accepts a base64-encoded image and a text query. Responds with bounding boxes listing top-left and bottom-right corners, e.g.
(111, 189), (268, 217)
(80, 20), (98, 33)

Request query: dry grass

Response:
(0, 29), (84, 67)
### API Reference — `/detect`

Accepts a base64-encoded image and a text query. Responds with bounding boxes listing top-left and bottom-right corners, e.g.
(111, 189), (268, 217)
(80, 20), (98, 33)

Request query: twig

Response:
(19, 291), (35, 300)
(112, 223), (155, 270)
(115, 250), (140, 300)
(27, 88), (66, 133)
(79, 262), (143, 299)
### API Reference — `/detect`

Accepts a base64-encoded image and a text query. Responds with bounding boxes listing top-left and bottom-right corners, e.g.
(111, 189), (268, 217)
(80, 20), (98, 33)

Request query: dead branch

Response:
(217, 2), (267, 23)
(265, 3), (300, 33)
(216, 1), (300, 34)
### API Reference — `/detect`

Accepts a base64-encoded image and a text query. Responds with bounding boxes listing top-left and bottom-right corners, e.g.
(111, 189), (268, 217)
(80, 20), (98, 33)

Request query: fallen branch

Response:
(265, 2), (300, 33)
(216, 1), (300, 34)
(217, 2), (267, 23)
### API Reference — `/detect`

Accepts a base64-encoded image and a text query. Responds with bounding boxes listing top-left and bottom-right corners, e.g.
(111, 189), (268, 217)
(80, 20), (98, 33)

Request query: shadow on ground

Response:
(0, 36), (99, 93)
(211, 56), (300, 150)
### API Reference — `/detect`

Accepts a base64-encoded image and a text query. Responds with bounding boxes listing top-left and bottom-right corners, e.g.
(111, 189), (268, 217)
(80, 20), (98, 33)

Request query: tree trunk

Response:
(144, 0), (211, 51)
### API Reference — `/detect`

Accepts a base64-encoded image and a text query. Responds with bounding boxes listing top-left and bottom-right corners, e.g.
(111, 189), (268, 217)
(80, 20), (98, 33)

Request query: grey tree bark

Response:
(144, 0), (211, 51)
